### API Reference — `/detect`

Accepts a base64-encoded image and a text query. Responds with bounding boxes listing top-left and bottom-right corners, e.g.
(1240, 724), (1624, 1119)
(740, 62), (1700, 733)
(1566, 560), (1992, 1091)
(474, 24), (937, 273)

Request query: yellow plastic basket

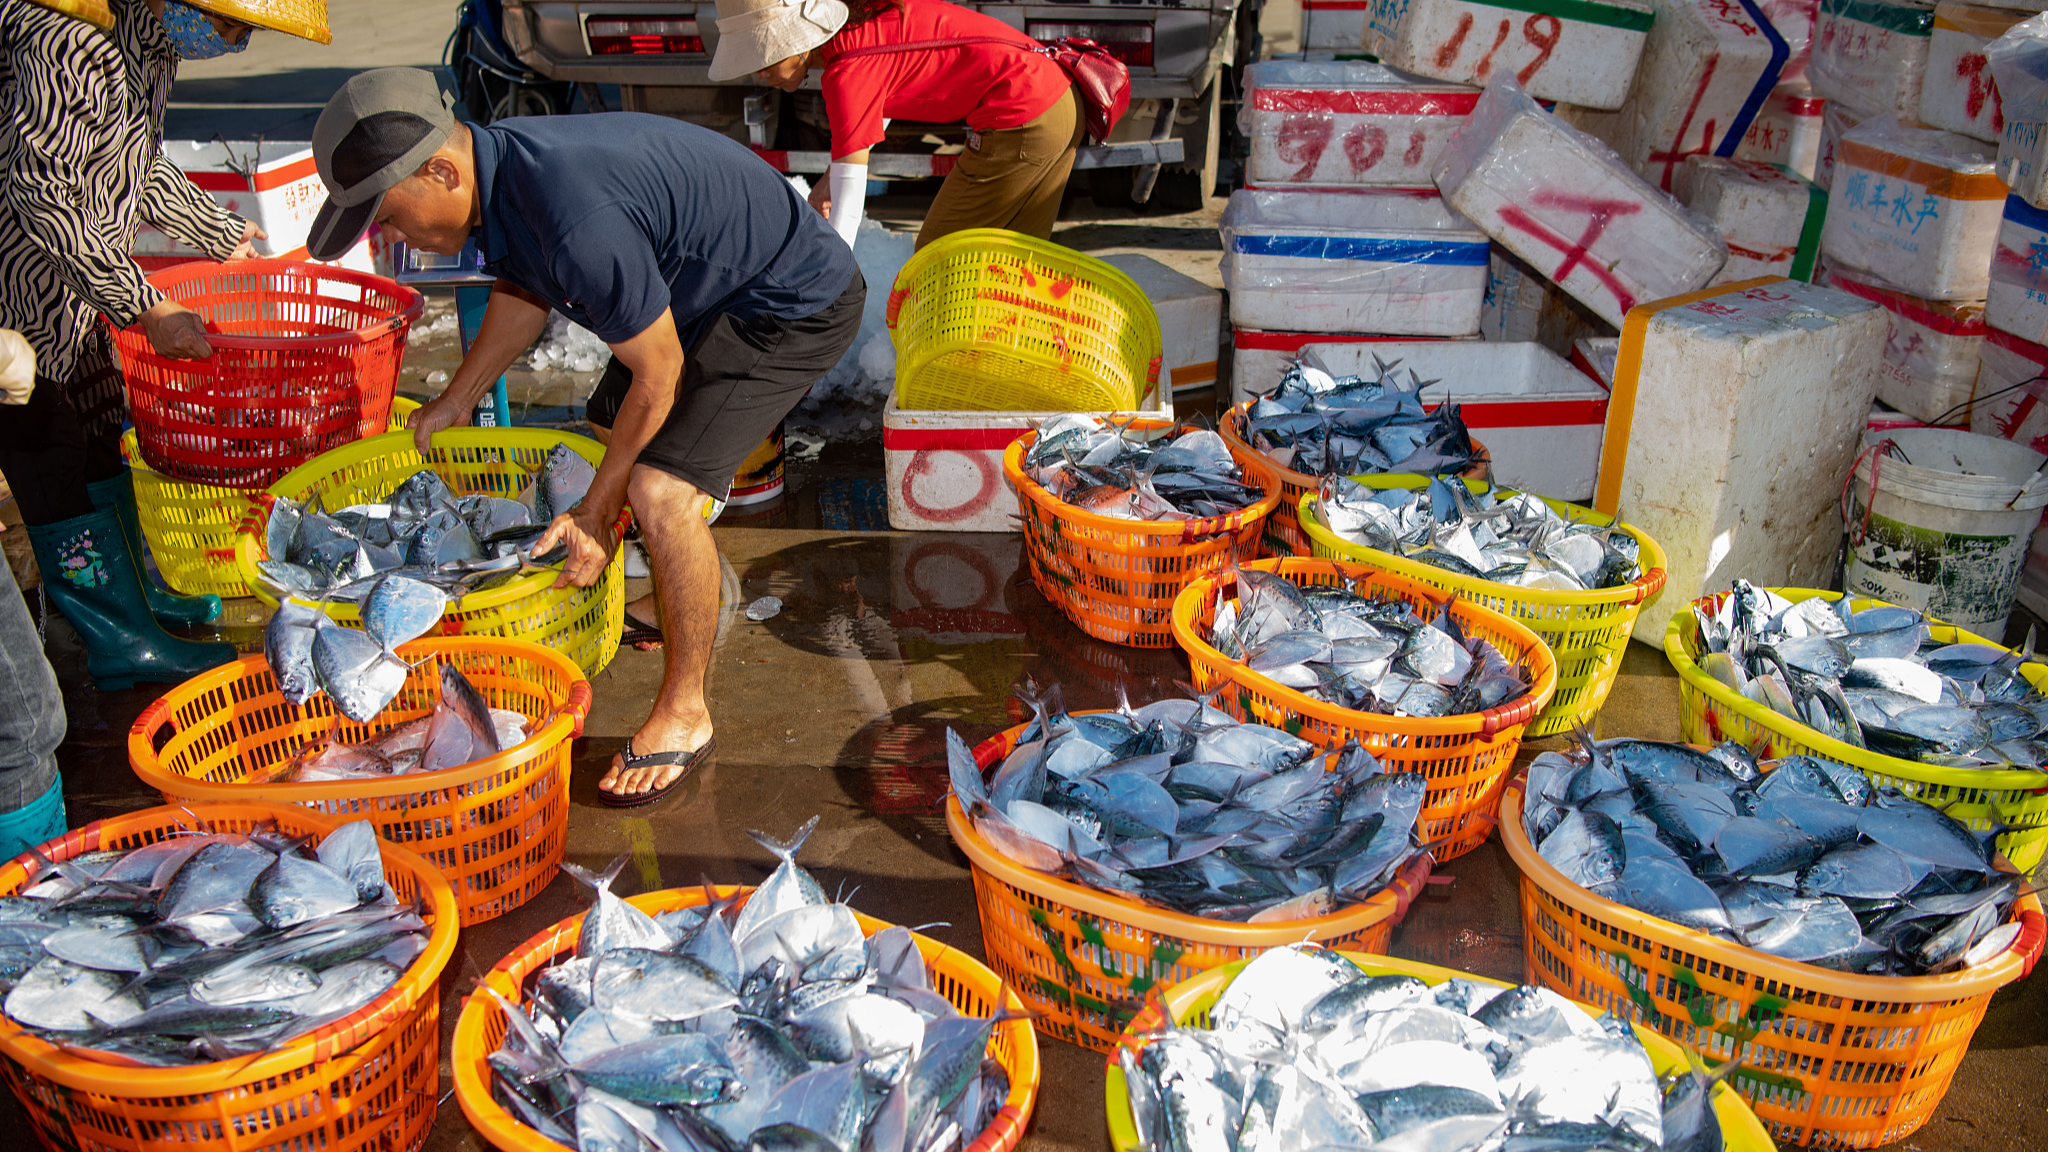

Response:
(1502, 777), (2045, 1148)
(1103, 951), (1780, 1152)
(886, 229), (1161, 413)
(947, 717), (1434, 1054)
(233, 428), (625, 677)
(124, 398), (418, 599)
(452, 884), (1040, 1152)
(1300, 478), (1668, 738)
(1665, 587), (2048, 871)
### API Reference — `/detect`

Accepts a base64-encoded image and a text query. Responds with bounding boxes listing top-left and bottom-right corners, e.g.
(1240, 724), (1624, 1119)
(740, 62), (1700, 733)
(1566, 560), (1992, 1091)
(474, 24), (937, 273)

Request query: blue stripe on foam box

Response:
(2006, 194), (2048, 233)
(1230, 235), (1492, 264)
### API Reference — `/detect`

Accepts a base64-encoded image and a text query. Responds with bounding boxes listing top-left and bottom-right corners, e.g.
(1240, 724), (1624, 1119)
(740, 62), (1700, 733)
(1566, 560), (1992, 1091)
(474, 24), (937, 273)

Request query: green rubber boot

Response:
(86, 472), (222, 626)
(25, 511), (237, 691)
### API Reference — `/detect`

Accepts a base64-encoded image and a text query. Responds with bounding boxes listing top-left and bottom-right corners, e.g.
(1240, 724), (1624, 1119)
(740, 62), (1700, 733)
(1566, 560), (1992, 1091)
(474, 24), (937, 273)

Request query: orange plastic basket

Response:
(127, 637), (590, 926)
(452, 884), (1039, 1152)
(0, 802), (458, 1152)
(946, 720), (1433, 1053)
(111, 261), (424, 488)
(1004, 426), (1282, 648)
(1171, 556), (1558, 861)
(1220, 400), (1489, 556)
(1501, 777), (2046, 1148)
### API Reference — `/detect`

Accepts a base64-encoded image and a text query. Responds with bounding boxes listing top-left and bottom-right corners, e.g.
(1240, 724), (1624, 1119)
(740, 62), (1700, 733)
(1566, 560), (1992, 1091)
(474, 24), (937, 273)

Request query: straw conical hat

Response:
(188, 0), (331, 43)
(25, 0), (116, 30)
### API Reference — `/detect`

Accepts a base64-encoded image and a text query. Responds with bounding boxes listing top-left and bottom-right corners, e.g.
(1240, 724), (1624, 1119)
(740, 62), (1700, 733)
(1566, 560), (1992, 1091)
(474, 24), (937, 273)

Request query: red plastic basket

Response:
(112, 260), (424, 487)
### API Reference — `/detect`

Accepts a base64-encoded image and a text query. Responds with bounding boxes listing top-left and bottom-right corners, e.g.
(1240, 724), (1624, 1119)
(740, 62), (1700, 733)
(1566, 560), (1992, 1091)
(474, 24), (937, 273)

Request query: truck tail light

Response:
(587, 18), (703, 55)
(1025, 21), (1153, 67)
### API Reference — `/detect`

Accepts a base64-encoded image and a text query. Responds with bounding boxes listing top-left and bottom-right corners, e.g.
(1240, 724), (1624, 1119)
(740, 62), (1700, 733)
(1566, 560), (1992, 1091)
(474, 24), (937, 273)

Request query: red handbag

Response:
(830, 35), (1132, 144)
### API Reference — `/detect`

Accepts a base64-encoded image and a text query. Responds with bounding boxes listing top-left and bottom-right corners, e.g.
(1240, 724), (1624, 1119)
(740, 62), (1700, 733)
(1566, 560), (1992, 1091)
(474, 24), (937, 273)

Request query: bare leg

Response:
(600, 464), (718, 797)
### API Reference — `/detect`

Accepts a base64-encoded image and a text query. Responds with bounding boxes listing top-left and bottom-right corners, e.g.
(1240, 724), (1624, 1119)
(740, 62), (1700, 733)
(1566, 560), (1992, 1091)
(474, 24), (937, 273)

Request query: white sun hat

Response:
(706, 0), (850, 82)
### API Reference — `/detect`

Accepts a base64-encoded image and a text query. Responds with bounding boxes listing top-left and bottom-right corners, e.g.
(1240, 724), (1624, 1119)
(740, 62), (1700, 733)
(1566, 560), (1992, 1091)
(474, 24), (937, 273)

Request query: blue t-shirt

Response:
(469, 113), (855, 350)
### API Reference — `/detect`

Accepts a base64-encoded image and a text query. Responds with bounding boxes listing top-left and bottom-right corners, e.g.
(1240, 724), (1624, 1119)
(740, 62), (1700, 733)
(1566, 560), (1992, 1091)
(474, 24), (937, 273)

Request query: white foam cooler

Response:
(1241, 61), (1480, 188)
(882, 391), (1173, 532)
(1737, 81), (1828, 179)
(1597, 277), (1886, 640)
(1482, 246), (1546, 340)
(1808, 0), (1937, 119)
(1230, 329), (1465, 403)
(134, 140), (381, 272)
(1812, 95), (1866, 189)
(1602, 0), (1792, 193)
(1921, 3), (2029, 143)
(1820, 262), (1989, 422)
(1766, 0), (1823, 81)
(1362, 0), (1655, 109)
(1819, 117), (2006, 298)
(1435, 76), (1731, 328)
(1676, 155), (1829, 282)
(1989, 194), (2048, 341)
(1989, 12), (2048, 208)
(1219, 187), (1491, 334)
(1967, 326), (2048, 618)
(1305, 0), (1374, 50)
(1571, 335), (1623, 385)
(1304, 339), (1612, 500)
(1098, 254), (1222, 403)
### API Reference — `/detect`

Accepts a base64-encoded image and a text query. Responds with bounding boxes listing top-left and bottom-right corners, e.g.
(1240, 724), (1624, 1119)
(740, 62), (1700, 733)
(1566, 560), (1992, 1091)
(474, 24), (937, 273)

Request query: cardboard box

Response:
(1736, 80), (1828, 179)
(1819, 118), (2005, 299)
(1099, 254), (1222, 402)
(1808, 0), (1937, 119)
(1676, 155), (1828, 281)
(1219, 188), (1491, 334)
(1596, 277), (1885, 640)
(1363, 0), (1654, 109)
(1436, 77), (1730, 328)
(1241, 61), (1480, 188)
(1821, 262), (1988, 422)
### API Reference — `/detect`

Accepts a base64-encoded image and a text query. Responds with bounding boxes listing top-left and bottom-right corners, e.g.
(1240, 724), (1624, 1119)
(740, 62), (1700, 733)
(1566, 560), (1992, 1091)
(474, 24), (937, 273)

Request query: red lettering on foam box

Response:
(1497, 191), (1646, 314)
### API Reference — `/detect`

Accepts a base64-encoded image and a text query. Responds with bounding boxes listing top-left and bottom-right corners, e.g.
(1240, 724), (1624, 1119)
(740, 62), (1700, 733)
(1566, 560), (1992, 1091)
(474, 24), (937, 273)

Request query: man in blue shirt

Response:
(306, 68), (861, 806)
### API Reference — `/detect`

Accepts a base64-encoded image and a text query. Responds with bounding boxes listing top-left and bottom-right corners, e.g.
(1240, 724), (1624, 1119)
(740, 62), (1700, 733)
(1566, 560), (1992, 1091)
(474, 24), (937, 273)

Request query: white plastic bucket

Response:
(1844, 428), (2048, 635)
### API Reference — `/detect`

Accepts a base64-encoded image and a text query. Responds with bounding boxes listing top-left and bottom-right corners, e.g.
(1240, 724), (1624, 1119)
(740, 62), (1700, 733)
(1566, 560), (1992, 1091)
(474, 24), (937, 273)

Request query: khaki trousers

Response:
(916, 86), (1083, 250)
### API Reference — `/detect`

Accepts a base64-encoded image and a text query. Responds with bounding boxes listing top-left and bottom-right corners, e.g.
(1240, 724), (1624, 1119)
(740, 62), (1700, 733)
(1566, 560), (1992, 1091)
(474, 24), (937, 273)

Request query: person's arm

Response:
(0, 32), (206, 357)
(813, 147), (871, 247)
(807, 65), (888, 243)
(532, 310), (684, 589)
(407, 280), (554, 455)
(140, 151), (249, 261)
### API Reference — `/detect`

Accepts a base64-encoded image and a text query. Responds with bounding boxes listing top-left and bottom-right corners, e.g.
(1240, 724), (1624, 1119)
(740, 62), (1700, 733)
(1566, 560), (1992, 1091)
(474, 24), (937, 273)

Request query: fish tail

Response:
(561, 853), (628, 896)
(745, 815), (819, 864)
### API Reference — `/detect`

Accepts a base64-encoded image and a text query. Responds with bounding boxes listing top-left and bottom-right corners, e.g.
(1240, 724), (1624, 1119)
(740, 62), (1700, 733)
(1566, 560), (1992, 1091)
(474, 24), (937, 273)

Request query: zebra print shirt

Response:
(0, 0), (244, 382)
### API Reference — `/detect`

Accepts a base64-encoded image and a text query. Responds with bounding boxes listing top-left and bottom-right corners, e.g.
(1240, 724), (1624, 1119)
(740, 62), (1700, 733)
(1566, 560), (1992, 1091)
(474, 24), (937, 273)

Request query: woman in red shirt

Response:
(708, 0), (1081, 249)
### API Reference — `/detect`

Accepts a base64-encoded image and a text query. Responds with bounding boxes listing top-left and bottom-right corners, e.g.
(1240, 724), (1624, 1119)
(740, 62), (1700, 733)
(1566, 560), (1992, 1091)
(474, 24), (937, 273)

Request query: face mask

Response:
(161, 1), (248, 59)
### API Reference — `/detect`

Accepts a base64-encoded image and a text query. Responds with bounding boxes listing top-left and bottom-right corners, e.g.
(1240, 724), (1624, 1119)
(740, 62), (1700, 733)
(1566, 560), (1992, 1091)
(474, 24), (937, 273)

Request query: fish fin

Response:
(745, 816), (819, 864)
(560, 853), (628, 896)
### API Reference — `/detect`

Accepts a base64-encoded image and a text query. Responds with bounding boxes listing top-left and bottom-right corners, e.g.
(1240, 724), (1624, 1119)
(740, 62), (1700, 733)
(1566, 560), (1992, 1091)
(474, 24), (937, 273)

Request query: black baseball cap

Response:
(308, 68), (457, 262)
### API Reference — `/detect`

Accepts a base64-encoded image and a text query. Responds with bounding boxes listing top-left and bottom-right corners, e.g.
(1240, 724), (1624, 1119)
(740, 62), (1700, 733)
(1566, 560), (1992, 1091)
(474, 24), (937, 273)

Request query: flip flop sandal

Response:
(598, 736), (716, 808)
(620, 606), (664, 649)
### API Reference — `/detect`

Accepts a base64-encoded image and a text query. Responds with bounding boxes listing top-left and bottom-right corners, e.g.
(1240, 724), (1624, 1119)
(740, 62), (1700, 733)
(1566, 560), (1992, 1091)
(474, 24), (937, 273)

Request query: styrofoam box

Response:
(1812, 94), (1866, 190)
(881, 391), (1173, 532)
(1966, 325), (2048, 618)
(1230, 328), (1466, 404)
(1676, 155), (1828, 283)
(1604, 277), (1886, 640)
(1921, 2), (2027, 144)
(1820, 120), (2004, 298)
(1737, 81), (1827, 179)
(1604, 0), (1791, 193)
(132, 140), (380, 273)
(1363, 0), (1654, 110)
(1820, 261), (1989, 421)
(1571, 335), (1623, 386)
(1436, 79), (1729, 329)
(1481, 246), (1545, 341)
(1808, 0), (1936, 119)
(1098, 254), (1222, 401)
(1989, 194), (2048, 341)
(1241, 61), (1480, 188)
(1766, 0), (1823, 82)
(1219, 188), (1490, 335)
(1304, 339), (1612, 500)
(2000, 119), (2048, 209)
(1304, 0), (1374, 50)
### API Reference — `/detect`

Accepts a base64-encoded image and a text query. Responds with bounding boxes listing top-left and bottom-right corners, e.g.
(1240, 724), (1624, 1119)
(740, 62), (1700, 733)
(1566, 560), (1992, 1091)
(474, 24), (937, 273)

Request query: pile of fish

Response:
(1242, 361), (1481, 478)
(1524, 735), (2025, 976)
(486, 820), (1014, 1152)
(1209, 566), (1534, 718)
(252, 442), (596, 604)
(1022, 415), (1267, 521)
(0, 819), (430, 1064)
(1120, 943), (1726, 1152)
(247, 661), (531, 783)
(1693, 582), (2048, 769)
(948, 681), (1429, 921)
(1315, 476), (1642, 592)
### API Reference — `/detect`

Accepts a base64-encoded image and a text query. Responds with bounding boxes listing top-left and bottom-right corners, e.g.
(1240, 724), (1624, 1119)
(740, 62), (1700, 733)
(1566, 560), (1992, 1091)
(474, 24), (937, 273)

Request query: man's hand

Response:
(140, 299), (213, 360)
(228, 221), (268, 260)
(535, 504), (617, 589)
(406, 394), (472, 457)
(808, 179), (832, 218)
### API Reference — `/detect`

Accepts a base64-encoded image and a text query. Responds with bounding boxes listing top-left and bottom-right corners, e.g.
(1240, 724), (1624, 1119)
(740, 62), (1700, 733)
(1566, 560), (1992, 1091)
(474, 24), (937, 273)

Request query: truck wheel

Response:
(1087, 166), (1208, 213)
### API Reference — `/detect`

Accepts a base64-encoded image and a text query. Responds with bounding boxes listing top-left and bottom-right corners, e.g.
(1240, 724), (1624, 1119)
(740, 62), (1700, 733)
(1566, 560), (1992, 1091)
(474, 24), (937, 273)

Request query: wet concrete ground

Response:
(24, 440), (2048, 1150)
